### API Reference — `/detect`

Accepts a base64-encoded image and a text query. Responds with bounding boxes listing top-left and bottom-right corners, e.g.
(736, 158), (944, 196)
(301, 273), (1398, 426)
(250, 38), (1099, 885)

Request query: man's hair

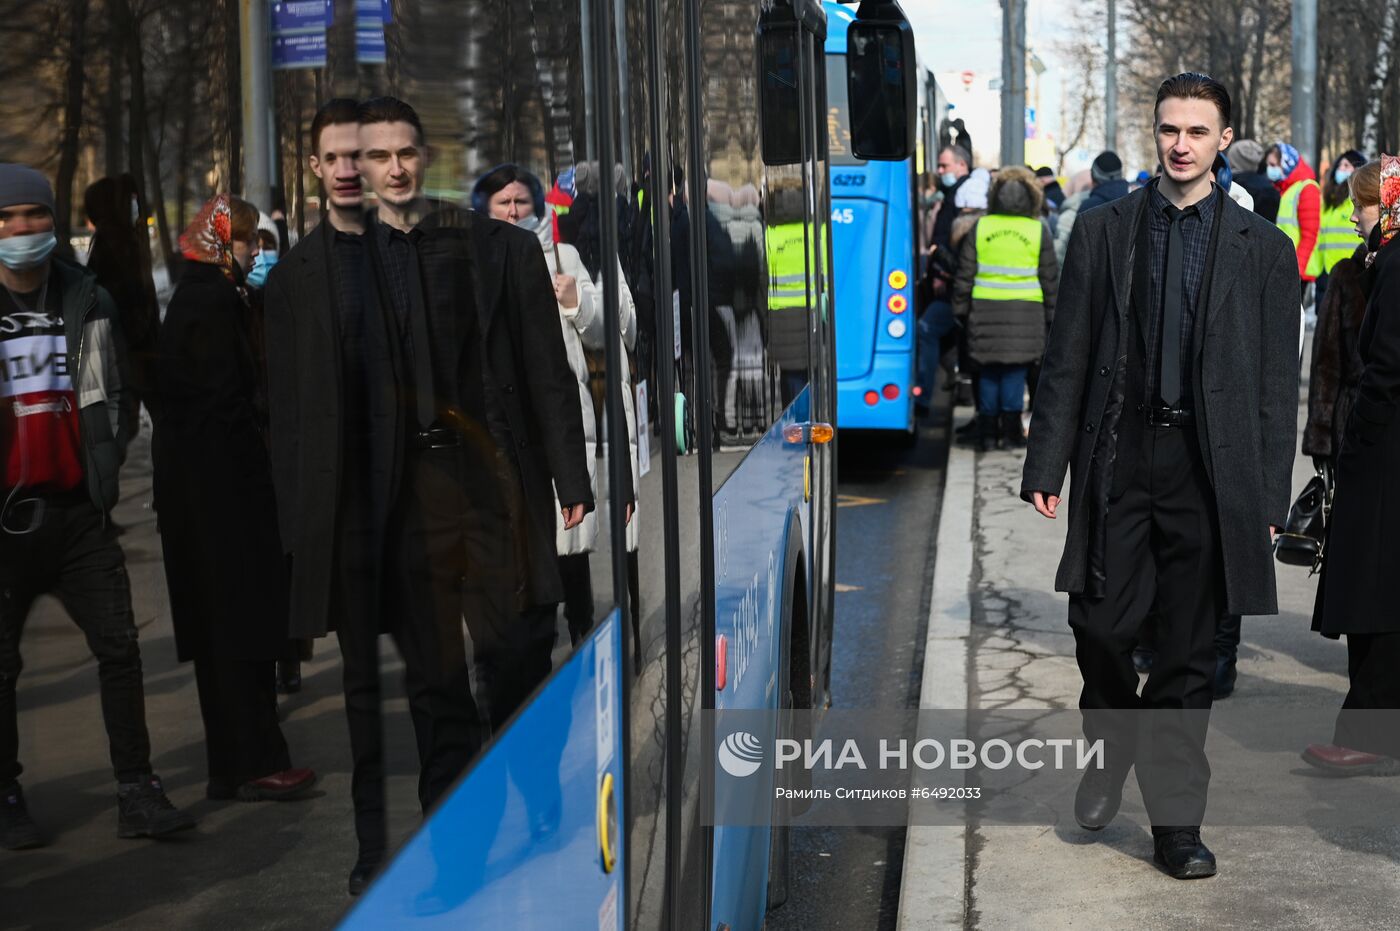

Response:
(1154, 72), (1232, 128)
(358, 96), (426, 146)
(940, 144), (972, 169)
(1349, 161), (1382, 209)
(310, 98), (361, 157)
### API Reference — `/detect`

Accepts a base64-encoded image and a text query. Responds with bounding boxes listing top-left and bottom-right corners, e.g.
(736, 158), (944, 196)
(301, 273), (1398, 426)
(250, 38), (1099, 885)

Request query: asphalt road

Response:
(768, 383), (953, 931)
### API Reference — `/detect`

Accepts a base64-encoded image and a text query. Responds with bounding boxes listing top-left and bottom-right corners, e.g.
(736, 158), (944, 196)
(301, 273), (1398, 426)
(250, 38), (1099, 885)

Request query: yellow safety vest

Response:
(1277, 179), (1325, 279)
(1317, 197), (1357, 274)
(766, 222), (808, 309)
(970, 215), (1044, 302)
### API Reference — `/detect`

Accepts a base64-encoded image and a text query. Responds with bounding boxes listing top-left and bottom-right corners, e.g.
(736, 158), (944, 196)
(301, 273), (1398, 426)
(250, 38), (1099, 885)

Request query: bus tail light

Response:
(887, 319), (907, 338)
(882, 384), (900, 401)
(888, 269), (908, 289)
(716, 635), (727, 690)
(864, 390), (879, 406)
(887, 294), (908, 313)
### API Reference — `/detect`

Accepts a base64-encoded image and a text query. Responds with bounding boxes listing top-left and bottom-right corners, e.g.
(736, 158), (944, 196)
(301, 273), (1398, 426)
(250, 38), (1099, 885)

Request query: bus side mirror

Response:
(846, 17), (916, 161)
(757, 22), (802, 167)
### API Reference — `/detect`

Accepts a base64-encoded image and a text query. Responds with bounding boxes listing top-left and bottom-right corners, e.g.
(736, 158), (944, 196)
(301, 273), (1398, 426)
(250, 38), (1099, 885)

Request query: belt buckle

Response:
(416, 427), (459, 449)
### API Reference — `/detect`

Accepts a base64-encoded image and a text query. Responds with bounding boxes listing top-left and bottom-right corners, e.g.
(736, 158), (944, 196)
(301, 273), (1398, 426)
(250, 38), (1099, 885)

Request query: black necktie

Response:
(1160, 204), (1186, 407)
(401, 230), (437, 430)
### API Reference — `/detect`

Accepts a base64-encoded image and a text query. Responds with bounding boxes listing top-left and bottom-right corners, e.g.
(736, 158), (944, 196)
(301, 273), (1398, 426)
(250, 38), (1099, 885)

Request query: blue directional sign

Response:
(355, 0), (389, 64)
(271, 0), (331, 71)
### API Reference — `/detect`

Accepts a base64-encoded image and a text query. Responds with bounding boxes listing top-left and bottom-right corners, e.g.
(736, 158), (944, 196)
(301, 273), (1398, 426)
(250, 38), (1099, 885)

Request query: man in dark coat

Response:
(264, 98), (592, 894)
(1021, 74), (1300, 879)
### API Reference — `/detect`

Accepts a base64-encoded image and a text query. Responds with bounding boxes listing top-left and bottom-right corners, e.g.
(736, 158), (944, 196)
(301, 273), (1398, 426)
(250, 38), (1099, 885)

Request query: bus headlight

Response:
(887, 319), (907, 338)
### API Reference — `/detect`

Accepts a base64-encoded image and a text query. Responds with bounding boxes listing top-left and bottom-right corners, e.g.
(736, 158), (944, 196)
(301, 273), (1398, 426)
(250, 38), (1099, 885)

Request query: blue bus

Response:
(338, 2), (917, 929)
(826, 3), (936, 437)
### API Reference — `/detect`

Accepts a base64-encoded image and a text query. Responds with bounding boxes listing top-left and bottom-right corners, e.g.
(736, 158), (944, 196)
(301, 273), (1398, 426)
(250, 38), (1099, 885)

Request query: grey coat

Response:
(1021, 185), (1301, 616)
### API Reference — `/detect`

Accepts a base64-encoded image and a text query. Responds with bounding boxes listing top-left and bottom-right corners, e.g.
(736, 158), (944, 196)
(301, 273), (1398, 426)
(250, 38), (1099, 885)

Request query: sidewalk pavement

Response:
(900, 390), (1400, 929)
(0, 435), (421, 930)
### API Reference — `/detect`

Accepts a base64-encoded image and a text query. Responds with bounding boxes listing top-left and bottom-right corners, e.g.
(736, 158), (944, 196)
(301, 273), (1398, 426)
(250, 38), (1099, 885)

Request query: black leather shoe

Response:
(1213, 655), (1237, 699)
(1153, 829), (1217, 879)
(349, 854), (383, 897)
(1074, 764), (1128, 831)
(1, 782), (44, 850)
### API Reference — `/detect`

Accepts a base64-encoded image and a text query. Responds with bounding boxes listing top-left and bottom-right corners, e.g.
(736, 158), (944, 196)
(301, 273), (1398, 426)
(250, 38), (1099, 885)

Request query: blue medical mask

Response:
(1335, 168), (1354, 185)
(245, 250), (278, 288)
(1266, 164), (1285, 182)
(939, 171), (959, 189)
(0, 231), (57, 271)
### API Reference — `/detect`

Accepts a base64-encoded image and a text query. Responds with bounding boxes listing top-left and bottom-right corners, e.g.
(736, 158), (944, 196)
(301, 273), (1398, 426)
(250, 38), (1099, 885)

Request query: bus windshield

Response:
(826, 53), (865, 166)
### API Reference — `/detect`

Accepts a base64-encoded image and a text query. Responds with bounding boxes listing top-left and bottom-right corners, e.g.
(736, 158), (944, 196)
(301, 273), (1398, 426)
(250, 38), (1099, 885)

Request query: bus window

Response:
(759, 24), (802, 167)
(825, 54), (865, 167)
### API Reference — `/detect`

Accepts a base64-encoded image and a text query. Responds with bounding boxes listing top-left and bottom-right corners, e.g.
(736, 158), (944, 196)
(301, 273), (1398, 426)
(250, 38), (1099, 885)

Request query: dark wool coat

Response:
(1314, 233), (1400, 635)
(153, 260), (293, 662)
(1303, 246), (1368, 459)
(263, 213), (593, 639)
(1022, 185), (1301, 616)
(952, 172), (1059, 366)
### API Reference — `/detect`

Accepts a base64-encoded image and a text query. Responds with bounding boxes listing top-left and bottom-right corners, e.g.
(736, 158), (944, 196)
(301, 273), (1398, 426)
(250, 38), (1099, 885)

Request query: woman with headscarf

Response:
(1266, 142), (1323, 296)
(1303, 155), (1400, 776)
(471, 165), (642, 669)
(152, 194), (316, 801)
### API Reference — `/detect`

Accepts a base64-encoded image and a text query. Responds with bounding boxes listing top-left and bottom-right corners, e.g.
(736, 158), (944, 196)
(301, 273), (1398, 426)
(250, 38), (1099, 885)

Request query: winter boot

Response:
(976, 414), (1001, 452)
(117, 774), (196, 839)
(1, 782), (44, 850)
(1002, 412), (1027, 448)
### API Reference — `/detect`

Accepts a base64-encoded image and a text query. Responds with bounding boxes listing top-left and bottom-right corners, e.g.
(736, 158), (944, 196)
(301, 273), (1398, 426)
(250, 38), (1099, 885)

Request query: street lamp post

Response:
(1001, 0), (1026, 166)
(1292, 0), (1318, 167)
(1105, 0), (1118, 152)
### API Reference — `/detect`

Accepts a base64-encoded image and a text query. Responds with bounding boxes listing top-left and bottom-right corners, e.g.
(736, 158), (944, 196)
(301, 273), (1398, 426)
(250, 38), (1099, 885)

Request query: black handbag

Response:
(1274, 462), (1333, 573)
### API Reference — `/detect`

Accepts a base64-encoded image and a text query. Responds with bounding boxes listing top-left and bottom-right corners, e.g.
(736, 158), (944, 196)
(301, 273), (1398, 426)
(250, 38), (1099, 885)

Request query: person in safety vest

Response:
(1315, 149), (1368, 312)
(952, 166), (1058, 450)
(1266, 141), (1323, 294)
(765, 184), (809, 407)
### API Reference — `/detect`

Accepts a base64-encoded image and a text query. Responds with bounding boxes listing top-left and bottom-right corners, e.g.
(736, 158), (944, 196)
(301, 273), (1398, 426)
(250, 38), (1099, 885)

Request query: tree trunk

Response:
(144, 122), (174, 266)
(1362, 0), (1399, 155)
(103, 32), (124, 178)
(114, 0), (149, 212)
(54, 0), (90, 255)
(224, 0), (243, 193)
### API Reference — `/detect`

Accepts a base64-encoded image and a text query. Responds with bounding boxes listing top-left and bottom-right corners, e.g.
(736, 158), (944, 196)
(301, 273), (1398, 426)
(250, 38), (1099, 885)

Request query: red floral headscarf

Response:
(179, 194), (238, 282)
(1380, 154), (1400, 250)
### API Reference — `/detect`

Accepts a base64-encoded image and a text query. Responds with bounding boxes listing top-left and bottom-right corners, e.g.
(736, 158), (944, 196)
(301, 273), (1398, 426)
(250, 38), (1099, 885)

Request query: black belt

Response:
(410, 427), (461, 449)
(1146, 406), (1194, 428)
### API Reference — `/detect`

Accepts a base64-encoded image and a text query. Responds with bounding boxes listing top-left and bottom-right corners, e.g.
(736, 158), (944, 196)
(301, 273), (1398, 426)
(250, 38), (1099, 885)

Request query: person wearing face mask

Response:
(1314, 149), (1368, 313)
(0, 163), (195, 851)
(151, 194), (316, 807)
(1267, 141), (1324, 295)
(471, 163), (641, 665)
(1304, 155), (1400, 776)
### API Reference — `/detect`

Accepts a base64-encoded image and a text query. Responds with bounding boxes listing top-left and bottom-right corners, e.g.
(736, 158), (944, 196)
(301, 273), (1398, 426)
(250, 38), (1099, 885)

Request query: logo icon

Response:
(718, 731), (764, 777)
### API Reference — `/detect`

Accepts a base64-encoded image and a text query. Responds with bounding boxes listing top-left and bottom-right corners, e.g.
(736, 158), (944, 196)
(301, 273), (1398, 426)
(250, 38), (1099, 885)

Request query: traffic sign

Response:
(271, 0), (330, 71)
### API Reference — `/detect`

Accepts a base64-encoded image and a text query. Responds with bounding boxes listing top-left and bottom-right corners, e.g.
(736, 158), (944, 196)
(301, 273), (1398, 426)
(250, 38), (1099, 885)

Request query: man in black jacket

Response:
(1021, 74), (1299, 879)
(0, 164), (193, 850)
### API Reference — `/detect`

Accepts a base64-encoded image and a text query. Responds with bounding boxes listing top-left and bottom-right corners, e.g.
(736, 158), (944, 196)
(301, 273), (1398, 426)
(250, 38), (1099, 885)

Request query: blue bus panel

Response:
(339, 612), (627, 930)
(709, 389), (809, 931)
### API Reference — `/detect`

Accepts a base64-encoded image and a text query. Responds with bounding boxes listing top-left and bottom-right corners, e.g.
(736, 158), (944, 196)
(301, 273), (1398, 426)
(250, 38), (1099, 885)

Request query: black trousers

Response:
(194, 658), (291, 792)
(559, 552), (594, 646)
(335, 447), (486, 858)
(1069, 424), (1223, 830)
(0, 495), (152, 785)
(1333, 632), (1400, 759)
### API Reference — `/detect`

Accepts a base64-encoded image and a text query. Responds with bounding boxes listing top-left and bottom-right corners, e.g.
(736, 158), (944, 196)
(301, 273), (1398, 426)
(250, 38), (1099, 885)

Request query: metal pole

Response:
(1292, 0), (1317, 166)
(1000, 0), (1026, 166)
(613, 0), (633, 188)
(240, 0), (273, 210)
(1105, 0), (1118, 151)
(580, 0), (598, 160)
